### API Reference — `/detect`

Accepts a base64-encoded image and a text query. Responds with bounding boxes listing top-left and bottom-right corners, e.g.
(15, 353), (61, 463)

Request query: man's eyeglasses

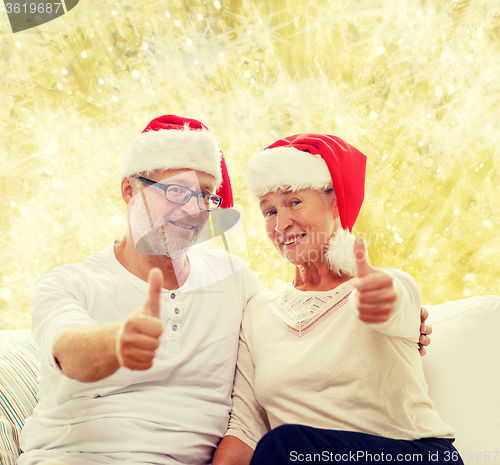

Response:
(133, 176), (223, 211)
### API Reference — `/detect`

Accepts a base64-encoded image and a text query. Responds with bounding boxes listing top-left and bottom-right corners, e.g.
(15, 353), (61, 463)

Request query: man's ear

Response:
(121, 177), (136, 205)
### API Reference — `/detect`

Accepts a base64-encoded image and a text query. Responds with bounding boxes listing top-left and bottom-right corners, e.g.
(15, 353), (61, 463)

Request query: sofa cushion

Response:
(0, 338), (39, 464)
(423, 296), (500, 462)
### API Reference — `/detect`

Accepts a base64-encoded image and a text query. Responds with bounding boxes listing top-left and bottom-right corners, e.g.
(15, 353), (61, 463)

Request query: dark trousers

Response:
(250, 424), (464, 465)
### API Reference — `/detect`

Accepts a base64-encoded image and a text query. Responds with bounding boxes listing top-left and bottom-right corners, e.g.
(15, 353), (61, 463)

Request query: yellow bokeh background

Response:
(1, 0), (500, 329)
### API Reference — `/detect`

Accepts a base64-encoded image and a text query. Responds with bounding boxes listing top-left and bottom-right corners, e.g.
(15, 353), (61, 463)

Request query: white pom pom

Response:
(324, 228), (357, 277)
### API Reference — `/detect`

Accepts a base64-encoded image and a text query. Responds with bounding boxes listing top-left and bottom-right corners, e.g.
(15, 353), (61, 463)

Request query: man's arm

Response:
(53, 322), (121, 382)
(212, 436), (253, 465)
(53, 268), (164, 383)
(419, 307), (432, 356)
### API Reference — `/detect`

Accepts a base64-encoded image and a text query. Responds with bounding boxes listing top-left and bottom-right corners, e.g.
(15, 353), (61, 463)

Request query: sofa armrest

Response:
(422, 296), (500, 461)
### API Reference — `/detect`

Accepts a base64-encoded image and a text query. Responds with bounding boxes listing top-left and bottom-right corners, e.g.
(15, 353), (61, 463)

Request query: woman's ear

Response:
(332, 200), (340, 220)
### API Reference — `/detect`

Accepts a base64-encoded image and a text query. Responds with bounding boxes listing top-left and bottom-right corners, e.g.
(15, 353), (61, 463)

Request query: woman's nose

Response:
(274, 211), (293, 233)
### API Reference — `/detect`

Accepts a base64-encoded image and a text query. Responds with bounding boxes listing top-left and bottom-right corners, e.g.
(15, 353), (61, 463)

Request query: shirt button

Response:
(171, 293), (176, 299)
(172, 324), (178, 331)
(175, 308), (180, 314)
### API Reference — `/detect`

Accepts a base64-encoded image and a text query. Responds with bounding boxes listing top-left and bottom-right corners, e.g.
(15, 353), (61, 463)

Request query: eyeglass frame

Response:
(132, 175), (223, 211)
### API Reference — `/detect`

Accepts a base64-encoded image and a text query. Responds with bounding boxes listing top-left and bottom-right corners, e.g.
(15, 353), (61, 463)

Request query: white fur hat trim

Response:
(120, 126), (222, 186)
(246, 146), (332, 197)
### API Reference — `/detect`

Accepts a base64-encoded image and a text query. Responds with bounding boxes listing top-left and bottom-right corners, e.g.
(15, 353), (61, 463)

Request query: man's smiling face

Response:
(128, 169), (216, 258)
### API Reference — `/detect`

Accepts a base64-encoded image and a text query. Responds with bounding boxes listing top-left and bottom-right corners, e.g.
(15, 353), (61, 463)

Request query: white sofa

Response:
(1, 297), (499, 465)
(422, 297), (500, 463)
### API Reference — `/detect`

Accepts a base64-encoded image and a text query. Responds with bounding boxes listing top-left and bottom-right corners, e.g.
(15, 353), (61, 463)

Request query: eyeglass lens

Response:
(165, 185), (219, 211)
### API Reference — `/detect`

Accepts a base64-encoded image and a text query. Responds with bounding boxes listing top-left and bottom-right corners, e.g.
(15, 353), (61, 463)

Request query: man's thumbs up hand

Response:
(352, 237), (396, 323)
(115, 268), (164, 370)
(143, 268), (163, 318)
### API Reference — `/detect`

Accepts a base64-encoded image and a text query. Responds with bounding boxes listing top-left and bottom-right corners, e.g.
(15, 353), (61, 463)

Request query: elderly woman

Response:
(213, 134), (463, 465)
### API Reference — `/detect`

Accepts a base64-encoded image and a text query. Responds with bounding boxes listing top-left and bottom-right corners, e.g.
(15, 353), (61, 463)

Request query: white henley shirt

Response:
(19, 243), (264, 465)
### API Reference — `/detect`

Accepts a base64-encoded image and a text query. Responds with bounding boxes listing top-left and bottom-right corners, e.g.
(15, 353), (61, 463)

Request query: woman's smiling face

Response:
(259, 188), (340, 267)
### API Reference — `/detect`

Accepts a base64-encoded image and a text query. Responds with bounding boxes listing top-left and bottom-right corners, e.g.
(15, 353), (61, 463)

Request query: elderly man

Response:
(18, 115), (264, 465)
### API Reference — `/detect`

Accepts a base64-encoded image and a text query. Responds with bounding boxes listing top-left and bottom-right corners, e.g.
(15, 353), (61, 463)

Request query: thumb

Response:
(144, 268), (163, 318)
(354, 237), (371, 277)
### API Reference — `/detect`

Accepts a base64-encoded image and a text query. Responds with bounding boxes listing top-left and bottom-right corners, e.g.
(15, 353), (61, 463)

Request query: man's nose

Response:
(180, 195), (202, 216)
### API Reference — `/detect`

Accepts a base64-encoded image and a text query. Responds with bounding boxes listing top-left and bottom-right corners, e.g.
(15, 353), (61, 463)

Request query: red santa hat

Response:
(120, 115), (233, 208)
(246, 133), (367, 231)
